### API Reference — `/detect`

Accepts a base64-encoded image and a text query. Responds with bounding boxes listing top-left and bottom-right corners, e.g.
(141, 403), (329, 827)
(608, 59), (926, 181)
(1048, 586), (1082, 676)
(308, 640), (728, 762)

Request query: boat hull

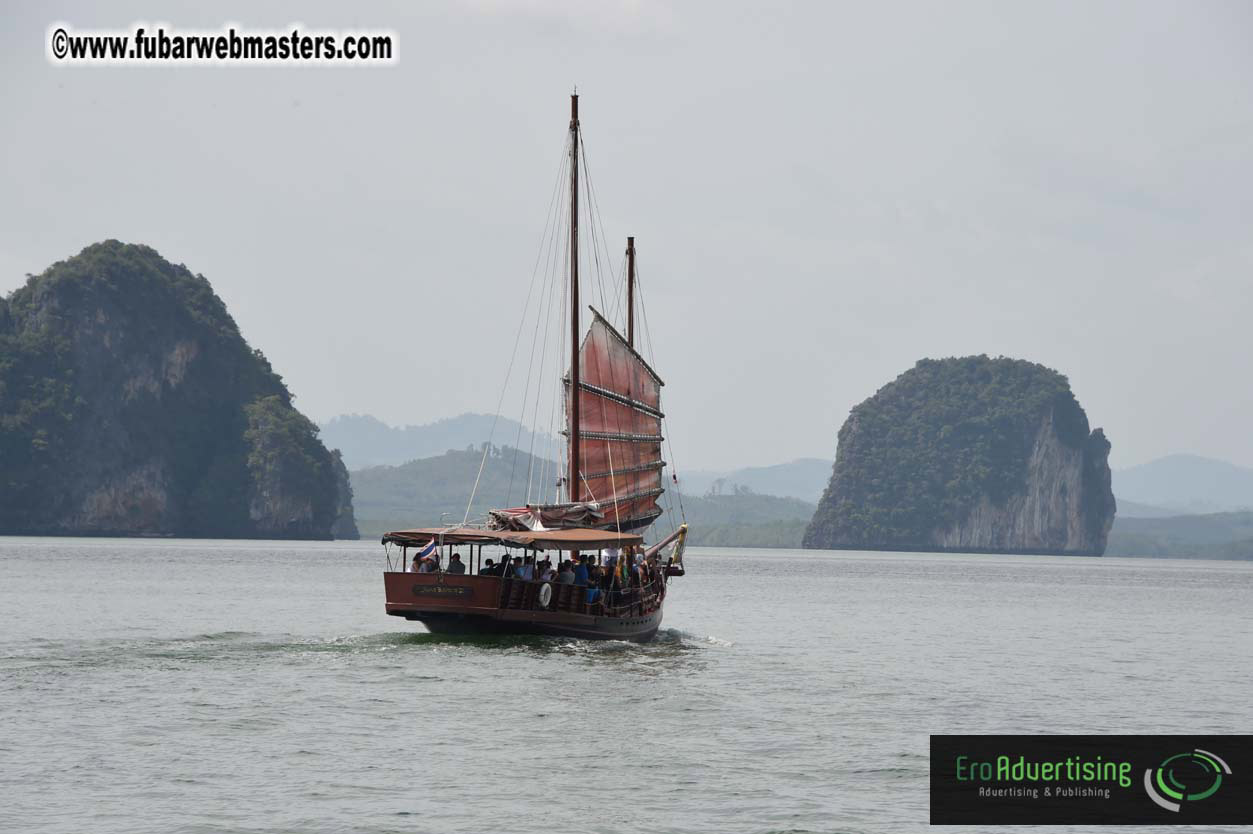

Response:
(402, 607), (662, 642)
(384, 572), (664, 642)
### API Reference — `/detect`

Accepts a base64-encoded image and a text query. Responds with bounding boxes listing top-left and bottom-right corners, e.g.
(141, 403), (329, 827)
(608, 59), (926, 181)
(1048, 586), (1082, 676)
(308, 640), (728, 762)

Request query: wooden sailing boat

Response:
(380, 94), (688, 642)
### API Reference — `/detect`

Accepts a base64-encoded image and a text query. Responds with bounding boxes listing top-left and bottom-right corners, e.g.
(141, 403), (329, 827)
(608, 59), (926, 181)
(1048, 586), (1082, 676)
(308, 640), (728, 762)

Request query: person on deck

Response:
(517, 558), (535, 582)
(585, 563), (603, 605)
(572, 556), (590, 587)
(446, 552), (466, 574)
(558, 561), (575, 584)
(505, 556), (523, 578)
(539, 560), (556, 582)
(479, 558), (498, 576)
(418, 556), (437, 573)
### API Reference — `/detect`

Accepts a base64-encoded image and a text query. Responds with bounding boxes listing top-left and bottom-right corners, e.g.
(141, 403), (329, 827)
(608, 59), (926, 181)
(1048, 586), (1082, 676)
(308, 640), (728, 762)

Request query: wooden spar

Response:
(626, 236), (635, 348)
(569, 93), (581, 503)
(645, 523), (686, 559)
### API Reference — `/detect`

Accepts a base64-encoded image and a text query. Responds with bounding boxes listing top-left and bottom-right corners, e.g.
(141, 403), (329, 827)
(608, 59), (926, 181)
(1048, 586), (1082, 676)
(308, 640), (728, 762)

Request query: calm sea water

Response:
(2, 538), (1250, 834)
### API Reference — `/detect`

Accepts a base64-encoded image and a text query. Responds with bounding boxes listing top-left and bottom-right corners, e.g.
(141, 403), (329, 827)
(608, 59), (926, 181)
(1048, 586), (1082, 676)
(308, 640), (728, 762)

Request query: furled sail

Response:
(566, 308), (665, 531)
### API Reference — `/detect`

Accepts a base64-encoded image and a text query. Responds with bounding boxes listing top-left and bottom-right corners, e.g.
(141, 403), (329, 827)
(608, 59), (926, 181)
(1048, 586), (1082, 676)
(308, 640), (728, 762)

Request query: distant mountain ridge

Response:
(349, 446), (815, 547)
(321, 413), (557, 470)
(351, 444), (559, 525)
(346, 442), (1253, 558)
(1113, 454), (1253, 514)
(334, 415), (1253, 558)
(1113, 499), (1179, 519)
(678, 458), (832, 503)
(595, 453), (1253, 518)
(1107, 511), (1253, 560)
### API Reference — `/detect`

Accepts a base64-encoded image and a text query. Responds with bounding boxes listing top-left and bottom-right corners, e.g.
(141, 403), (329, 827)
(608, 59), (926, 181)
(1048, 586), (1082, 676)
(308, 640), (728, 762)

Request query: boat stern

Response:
(384, 573), (502, 618)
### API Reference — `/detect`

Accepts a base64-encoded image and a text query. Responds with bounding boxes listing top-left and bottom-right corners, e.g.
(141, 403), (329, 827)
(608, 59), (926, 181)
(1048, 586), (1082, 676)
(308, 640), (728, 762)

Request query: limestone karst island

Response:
(0, 241), (357, 539)
(803, 356), (1116, 555)
(0, 243), (1118, 555)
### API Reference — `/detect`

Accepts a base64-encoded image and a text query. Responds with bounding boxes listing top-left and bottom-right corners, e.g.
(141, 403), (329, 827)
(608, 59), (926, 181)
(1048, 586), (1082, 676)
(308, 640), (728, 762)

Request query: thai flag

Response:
(417, 540), (438, 562)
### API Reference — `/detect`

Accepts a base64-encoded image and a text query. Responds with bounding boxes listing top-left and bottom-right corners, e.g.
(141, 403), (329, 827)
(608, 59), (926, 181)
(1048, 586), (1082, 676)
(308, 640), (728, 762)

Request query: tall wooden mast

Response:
(568, 93), (581, 503)
(626, 236), (636, 348)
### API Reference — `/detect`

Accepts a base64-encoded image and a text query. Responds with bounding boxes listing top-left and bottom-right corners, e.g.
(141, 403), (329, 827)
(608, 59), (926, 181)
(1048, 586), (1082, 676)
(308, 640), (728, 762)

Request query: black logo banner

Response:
(931, 734), (1253, 824)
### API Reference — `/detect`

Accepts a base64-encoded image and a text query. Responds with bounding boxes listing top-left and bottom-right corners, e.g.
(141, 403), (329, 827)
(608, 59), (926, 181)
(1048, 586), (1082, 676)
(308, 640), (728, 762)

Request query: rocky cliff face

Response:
(932, 411), (1113, 553)
(0, 241), (357, 539)
(329, 451), (361, 540)
(803, 356), (1116, 555)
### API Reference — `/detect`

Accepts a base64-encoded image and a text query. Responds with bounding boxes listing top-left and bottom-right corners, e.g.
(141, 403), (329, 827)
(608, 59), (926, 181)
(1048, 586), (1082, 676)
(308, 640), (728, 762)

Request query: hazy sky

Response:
(3, 1), (1251, 472)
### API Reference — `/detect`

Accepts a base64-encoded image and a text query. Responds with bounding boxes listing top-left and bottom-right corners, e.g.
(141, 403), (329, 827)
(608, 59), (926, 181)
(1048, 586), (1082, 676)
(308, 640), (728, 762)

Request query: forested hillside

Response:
(0, 241), (355, 538)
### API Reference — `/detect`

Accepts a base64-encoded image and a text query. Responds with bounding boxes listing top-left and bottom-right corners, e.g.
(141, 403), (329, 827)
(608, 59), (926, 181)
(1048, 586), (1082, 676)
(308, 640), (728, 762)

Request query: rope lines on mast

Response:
(521, 206), (565, 505)
(578, 131), (663, 537)
(461, 133), (571, 526)
(579, 135), (630, 332)
(633, 256), (686, 529)
(578, 135), (611, 331)
(540, 220), (570, 506)
(509, 144), (571, 507)
(463, 97), (678, 542)
(505, 212), (555, 507)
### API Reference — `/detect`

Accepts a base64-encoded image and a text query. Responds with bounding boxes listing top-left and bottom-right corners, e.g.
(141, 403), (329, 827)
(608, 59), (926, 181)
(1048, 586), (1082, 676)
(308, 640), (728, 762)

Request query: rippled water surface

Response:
(2, 538), (1251, 833)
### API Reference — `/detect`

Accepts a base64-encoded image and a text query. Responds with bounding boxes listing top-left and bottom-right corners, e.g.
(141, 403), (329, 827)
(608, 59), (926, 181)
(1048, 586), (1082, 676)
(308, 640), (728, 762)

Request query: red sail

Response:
(566, 309), (665, 531)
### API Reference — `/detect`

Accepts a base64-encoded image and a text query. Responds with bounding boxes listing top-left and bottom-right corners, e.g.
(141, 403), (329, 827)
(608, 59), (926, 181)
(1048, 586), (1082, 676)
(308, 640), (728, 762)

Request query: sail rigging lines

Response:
(508, 154), (570, 509)
(635, 257), (686, 530)
(569, 125), (662, 530)
(578, 133), (630, 327)
(461, 94), (680, 538)
(461, 134), (570, 526)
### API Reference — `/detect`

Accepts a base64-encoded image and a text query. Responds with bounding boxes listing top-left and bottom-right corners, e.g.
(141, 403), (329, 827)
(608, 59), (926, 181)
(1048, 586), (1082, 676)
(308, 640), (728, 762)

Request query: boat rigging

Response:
(380, 93), (689, 641)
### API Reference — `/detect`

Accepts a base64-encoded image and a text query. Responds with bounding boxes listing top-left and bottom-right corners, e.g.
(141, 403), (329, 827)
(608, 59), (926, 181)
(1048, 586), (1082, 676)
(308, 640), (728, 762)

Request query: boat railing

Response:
(497, 575), (664, 617)
(389, 566), (666, 619)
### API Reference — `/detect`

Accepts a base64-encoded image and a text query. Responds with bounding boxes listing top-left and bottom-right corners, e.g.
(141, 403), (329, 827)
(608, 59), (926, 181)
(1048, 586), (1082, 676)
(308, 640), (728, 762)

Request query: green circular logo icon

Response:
(1144, 749), (1231, 812)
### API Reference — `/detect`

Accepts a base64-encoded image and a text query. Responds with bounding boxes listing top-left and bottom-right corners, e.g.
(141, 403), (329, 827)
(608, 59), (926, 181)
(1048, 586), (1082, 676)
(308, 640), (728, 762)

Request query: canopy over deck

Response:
(381, 526), (644, 551)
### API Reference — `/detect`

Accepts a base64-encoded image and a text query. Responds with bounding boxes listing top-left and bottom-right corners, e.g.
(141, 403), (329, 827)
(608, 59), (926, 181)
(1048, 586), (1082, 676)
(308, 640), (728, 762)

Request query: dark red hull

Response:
(384, 572), (664, 642)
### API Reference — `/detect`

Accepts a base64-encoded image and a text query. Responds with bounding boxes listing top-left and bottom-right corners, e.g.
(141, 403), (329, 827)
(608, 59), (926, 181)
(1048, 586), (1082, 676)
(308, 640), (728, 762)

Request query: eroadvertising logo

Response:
(1143, 749), (1230, 812)
(930, 735), (1253, 825)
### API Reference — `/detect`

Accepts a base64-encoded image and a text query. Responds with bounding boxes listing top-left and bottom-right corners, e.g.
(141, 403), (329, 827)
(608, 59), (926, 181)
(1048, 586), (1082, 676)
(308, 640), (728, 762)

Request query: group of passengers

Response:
(410, 550), (466, 574)
(409, 546), (660, 600)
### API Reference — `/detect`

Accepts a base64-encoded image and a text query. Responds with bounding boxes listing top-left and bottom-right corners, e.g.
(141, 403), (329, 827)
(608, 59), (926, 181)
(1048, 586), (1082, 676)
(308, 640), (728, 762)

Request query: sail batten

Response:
(583, 460), (666, 480)
(563, 430), (664, 443)
(569, 379), (665, 419)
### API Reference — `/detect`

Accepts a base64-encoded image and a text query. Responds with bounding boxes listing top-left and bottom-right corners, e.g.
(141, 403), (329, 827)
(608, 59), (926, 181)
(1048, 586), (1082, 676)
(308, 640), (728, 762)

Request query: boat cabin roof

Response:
(381, 526), (645, 551)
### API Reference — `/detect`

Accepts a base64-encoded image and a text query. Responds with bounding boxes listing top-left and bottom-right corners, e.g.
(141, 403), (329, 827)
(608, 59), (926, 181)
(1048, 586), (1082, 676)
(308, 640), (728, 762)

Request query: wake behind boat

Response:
(380, 93), (690, 642)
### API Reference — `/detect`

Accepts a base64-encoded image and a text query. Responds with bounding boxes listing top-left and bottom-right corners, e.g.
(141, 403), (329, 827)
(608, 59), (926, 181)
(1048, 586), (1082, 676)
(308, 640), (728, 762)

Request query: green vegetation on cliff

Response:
(0, 241), (355, 538)
(804, 356), (1114, 553)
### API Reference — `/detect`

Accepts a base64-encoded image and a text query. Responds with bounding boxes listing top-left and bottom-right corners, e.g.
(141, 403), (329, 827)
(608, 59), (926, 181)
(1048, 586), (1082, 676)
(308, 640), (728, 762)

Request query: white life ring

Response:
(538, 582), (553, 609)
